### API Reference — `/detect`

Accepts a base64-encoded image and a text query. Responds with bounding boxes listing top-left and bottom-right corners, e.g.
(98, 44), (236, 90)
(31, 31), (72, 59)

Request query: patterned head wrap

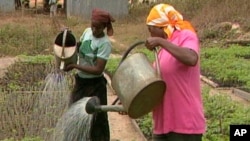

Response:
(91, 8), (115, 36)
(146, 4), (195, 38)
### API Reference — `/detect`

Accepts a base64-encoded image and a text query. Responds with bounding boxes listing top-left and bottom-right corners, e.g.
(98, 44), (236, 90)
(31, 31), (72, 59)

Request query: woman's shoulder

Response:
(83, 27), (91, 33)
(179, 29), (197, 35)
(173, 29), (198, 39)
(80, 27), (92, 41)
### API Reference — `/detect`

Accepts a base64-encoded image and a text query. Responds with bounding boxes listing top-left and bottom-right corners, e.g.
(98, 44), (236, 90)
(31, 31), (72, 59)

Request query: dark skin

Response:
(64, 20), (107, 74)
(145, 25), (199, 66)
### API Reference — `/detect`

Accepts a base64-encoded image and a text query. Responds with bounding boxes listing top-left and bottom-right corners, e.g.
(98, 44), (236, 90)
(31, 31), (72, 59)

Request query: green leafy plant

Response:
(105, 57), (122, 76)
(201, 45), (250, 91)
(136, 86), (250, 140)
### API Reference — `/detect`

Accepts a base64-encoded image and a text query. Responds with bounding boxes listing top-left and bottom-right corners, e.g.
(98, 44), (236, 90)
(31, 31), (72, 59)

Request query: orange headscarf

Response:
(91, 8), (115, 36)
(146, 4), (195, 38)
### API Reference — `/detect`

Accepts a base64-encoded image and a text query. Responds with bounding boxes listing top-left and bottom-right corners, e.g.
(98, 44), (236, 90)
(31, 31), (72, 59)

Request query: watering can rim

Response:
(53, 44), (77, 59)
(111, 52), (151, 78)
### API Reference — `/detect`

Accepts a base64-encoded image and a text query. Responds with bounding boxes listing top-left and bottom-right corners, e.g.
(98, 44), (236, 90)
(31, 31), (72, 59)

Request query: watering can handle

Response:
(112, 42), (162, 106)
(61, 29), (68, 58)
(118, 41), (161, 77)
(118, 41), (145, 66)
(112, 41), (145, 105)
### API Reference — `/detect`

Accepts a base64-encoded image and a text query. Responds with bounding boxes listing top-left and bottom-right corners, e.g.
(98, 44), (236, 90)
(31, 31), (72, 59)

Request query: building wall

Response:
(66, 0), (128, 20)
(0, 0), (15, 12)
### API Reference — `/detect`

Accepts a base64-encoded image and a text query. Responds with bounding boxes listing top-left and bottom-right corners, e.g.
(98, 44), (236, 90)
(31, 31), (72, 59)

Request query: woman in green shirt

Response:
(64, 8), (115, 141)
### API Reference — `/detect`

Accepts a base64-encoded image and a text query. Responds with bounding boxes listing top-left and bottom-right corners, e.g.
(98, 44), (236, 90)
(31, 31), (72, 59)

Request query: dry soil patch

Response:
(0, 57), (18, 78)
(107, 90), (147, 141)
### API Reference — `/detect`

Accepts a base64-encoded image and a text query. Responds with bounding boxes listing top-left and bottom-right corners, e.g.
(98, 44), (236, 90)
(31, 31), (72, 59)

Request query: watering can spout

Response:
(59, 60), (65, 70)
(85, 96), (126, 114)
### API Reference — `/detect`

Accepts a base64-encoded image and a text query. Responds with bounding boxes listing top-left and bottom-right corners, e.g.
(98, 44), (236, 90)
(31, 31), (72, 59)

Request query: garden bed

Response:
(201, 45), (250, 93)
(0, 56), (71, 140)
(105, 44), (250, 140)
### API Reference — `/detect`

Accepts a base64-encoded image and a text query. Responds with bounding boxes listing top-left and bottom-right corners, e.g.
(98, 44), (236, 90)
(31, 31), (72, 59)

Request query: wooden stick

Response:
(225, 39), (250, 46)
(200, 75), (219, 88)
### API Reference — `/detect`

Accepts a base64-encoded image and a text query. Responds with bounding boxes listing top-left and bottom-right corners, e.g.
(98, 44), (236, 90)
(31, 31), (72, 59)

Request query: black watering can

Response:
(53, 29), (78, 70)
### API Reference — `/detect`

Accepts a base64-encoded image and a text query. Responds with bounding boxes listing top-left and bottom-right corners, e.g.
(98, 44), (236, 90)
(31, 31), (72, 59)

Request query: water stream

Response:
(35, 70), (93, 141)
(51, 97), (93, 141)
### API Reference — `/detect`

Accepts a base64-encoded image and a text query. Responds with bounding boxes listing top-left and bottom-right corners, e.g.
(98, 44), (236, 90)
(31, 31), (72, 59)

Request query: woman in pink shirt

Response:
(145, 3), (206, 141)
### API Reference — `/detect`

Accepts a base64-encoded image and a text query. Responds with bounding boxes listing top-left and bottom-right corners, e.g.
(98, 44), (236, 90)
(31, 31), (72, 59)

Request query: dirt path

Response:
(201, 79), (250, 106)
(104, 73), (148, 141)
(107, 88), (147, 141)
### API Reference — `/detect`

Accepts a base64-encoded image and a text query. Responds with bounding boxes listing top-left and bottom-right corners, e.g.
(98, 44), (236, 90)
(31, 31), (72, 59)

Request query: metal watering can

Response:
(86, 41), (166, 119)
(53, 29), (77, 70)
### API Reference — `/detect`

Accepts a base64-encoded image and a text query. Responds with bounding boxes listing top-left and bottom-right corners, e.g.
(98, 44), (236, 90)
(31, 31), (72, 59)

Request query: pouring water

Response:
(49, 29), (166, 140)
(51, 97), (93, 141)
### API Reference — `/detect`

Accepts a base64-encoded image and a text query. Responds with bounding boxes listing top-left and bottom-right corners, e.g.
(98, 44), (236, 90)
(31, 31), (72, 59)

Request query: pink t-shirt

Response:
(153, 29), (206, 134)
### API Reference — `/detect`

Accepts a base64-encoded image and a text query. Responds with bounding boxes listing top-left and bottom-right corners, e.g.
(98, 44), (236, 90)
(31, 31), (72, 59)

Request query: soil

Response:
(0, 0), (148, 136)
(1, 56), (249, 141)
(201, 79), (250, 106)
(1, 1), (249, 139)
(0, 56), (147, 141)
(0, 57), (18, 78)
(107, 86), (147, 141)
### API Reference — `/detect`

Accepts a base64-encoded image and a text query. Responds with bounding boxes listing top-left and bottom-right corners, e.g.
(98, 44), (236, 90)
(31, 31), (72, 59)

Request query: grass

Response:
(0, 0), (250, 140)
(0, 0), (249, 57)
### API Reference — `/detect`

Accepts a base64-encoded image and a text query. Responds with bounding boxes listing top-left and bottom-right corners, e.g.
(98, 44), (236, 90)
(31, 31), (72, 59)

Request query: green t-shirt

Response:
(77, 28), (112, 78)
